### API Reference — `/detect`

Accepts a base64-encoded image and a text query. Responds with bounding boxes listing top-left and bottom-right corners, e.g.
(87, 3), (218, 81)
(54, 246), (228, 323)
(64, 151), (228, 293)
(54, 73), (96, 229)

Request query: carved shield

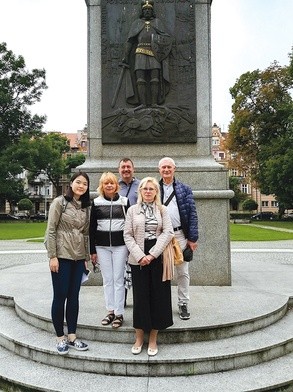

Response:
(151, 34), (172, 62)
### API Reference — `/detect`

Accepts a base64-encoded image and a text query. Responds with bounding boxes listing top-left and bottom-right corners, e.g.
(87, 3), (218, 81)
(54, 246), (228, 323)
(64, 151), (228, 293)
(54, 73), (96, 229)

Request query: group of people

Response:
(46, 157), (198, 356)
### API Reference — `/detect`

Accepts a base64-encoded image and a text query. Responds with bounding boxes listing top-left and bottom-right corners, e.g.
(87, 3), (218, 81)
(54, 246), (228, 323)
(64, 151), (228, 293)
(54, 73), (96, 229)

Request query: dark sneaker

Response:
(68, 339), (89, 351)
(56, 339), (69, 355)
(179, 303), (190, 320)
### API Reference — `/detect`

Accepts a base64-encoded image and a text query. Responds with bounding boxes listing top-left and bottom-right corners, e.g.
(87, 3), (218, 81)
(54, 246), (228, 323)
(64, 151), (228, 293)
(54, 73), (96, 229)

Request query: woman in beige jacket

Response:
(123, 177), (174, 356)
(46, 172), (91, 355)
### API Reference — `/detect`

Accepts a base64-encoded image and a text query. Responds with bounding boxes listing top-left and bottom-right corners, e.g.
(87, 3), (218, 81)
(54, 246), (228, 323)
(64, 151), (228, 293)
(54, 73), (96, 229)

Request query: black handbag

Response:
(183, 247), (193, 262)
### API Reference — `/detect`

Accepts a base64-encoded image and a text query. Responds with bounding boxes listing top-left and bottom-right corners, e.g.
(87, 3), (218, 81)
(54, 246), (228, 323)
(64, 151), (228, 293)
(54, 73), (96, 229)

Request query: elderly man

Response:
(158, 157), (198, 320)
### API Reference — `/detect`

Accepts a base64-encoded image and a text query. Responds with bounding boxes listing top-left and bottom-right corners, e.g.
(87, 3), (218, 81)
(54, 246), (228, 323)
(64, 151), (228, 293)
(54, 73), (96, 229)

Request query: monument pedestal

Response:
(83, 0), (232, 286)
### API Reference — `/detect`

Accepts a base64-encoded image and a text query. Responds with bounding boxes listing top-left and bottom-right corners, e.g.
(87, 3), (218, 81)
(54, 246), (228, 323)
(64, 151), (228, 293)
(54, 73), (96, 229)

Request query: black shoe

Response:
(179, 303), (190, 320)
(68, 339), (88, 351)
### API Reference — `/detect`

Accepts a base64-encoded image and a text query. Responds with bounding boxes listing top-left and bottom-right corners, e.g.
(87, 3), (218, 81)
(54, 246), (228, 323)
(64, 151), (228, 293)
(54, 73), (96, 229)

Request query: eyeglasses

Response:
(141, 187), (155, 192)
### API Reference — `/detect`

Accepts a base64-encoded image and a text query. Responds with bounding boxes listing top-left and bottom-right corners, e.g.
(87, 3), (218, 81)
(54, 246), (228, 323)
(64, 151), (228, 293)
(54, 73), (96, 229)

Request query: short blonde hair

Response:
(97, 172), (119, 196)
(137, 177), (162, 206)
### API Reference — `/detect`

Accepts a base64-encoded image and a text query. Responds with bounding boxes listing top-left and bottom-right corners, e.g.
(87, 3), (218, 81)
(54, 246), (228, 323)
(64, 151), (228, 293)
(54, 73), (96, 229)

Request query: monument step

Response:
(0, 344), (292, 392)
(10, 284), (290, 344)
(0, 304), (292, 377)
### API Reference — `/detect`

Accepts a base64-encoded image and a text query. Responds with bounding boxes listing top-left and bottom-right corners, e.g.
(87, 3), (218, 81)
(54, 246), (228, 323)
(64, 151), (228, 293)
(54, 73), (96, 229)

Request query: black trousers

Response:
(131, 239), (173, 332)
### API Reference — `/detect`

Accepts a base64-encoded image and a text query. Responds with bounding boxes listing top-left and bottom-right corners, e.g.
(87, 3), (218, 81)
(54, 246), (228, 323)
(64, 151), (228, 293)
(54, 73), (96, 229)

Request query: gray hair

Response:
(158, 157), (176, 168)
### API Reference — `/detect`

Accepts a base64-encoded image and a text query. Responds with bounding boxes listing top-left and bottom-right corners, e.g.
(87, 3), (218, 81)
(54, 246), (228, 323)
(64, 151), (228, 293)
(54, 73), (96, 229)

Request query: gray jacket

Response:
(46, 196), (90, 261)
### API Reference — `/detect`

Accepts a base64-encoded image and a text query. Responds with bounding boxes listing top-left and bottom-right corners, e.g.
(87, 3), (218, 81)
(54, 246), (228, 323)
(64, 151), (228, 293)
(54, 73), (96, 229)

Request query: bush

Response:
(18, 198), (33, 212)
(242, 198), (258, 212)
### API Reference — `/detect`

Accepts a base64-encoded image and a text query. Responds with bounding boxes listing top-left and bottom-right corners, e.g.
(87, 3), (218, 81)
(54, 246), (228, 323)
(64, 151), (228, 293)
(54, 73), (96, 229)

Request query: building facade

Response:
(211, 123), (279, 213)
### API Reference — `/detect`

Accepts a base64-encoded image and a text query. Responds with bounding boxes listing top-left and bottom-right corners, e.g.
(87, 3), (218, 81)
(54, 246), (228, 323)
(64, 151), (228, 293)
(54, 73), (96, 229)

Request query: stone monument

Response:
(82, 0), (233, 285)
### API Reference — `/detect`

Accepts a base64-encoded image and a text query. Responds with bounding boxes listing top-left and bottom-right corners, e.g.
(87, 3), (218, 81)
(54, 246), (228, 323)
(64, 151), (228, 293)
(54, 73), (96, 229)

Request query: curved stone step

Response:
(0, 305), (292, 377)
(0, 344), (292, 392)
(0, 263), (290, 344)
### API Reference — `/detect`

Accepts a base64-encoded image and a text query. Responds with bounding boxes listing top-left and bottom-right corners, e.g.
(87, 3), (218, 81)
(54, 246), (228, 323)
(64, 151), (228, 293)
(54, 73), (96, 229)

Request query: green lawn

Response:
(0, 221), (293, 242)
(230, 223), (293, 241)
(0, 221), (47, 240)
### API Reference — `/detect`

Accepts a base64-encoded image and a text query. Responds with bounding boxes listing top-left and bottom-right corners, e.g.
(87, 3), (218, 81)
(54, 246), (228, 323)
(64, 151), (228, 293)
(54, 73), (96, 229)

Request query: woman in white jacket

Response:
(124, 177), (174, 356)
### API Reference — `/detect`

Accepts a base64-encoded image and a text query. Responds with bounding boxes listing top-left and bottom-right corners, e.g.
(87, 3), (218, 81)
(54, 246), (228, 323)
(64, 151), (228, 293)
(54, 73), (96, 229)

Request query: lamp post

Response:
(44, 177), (48, 220)
(40, 170), (49, 219)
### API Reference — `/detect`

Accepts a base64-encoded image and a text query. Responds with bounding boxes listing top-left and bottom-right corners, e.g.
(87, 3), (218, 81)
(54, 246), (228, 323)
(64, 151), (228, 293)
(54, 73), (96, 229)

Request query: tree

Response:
(7, 133), (71, 195)
(18, 198), (33, 212)
(0, 43), (47, 208)
(64, 153), (86, 175)
(242, 198), (258, 212)
(229, 176), (247, 211)
(0, 42), (47, 149)
(226, 50), (293, 211)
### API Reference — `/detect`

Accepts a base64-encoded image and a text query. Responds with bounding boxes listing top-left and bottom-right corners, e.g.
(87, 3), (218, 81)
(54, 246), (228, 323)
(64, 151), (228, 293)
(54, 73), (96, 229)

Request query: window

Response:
(262, 201), (269, 207)
(271, 201), (278, 207)
(241, 184), (249, 194)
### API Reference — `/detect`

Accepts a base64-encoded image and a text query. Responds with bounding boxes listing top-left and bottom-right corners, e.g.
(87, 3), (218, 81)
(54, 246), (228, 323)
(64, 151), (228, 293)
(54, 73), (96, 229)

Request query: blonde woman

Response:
(89, 172), (129, 328)
(124, 177), (174, 356)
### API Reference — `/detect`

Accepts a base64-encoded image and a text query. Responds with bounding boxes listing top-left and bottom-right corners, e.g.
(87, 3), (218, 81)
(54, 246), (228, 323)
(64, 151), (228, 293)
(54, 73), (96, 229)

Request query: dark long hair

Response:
(65, 171), (91, 208)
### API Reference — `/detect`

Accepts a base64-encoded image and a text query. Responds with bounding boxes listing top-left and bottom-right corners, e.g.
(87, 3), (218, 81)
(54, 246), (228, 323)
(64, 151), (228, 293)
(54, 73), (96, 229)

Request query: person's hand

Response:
(138, 255), (153, 266)
(49, 257), (59, 273)
(187, 240), (198, 251)
(145, 254), (154, 263)
(91, 253), (97, 265)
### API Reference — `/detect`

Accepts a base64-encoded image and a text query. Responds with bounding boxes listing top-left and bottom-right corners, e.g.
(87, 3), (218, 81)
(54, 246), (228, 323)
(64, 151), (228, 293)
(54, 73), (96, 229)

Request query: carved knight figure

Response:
(121, 0), (172, 106)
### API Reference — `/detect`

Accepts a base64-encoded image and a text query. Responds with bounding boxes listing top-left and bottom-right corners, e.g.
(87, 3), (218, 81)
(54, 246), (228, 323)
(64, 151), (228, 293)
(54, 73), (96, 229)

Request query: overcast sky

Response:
(1, 0), (293, 133)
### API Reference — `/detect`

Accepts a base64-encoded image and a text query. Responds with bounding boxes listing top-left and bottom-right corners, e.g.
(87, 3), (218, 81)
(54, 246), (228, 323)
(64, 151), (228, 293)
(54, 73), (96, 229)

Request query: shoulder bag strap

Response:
(164, 191), (175, 206)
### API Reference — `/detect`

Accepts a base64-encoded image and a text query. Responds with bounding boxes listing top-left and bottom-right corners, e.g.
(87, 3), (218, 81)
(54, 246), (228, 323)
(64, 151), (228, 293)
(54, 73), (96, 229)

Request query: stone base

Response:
(78, 155), (232, 286)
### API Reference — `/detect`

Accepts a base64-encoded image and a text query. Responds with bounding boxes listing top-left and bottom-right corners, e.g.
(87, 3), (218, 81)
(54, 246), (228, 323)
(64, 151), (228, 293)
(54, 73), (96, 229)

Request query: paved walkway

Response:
(0, 239), (292, 391)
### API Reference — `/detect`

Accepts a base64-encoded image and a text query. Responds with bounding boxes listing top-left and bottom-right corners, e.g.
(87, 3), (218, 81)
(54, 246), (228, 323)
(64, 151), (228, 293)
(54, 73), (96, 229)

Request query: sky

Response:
(0, 0), (293, 134)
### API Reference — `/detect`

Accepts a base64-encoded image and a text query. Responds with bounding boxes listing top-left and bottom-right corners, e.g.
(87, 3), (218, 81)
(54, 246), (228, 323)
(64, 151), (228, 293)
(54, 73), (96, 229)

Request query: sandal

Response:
(101, 313), (115, 326)
(112, 315), (123, 328)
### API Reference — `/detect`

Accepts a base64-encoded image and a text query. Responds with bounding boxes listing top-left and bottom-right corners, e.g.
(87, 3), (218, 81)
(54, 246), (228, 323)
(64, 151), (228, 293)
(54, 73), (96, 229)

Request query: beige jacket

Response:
(123, 203), (174, 265)
(46, 196), (90, 261)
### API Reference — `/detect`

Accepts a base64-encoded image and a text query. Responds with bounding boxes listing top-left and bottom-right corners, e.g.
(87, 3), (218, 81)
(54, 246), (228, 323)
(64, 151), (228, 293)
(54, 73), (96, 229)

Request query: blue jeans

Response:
(51, 258), (85, 337)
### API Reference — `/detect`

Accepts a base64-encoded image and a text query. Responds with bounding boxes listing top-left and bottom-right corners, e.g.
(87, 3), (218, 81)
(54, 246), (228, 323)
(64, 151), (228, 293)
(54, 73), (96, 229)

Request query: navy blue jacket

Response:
(159, 178), (198, 242)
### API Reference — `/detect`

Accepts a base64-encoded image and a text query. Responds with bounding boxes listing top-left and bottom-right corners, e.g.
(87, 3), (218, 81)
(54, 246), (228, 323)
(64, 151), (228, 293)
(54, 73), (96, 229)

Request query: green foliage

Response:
(0, 42), (47, 148)
(0, 175), (27, 211)
(9, 132), (70, 195)
(0, 42), (47, 206)
(64, 153), (86, 175)
(229, 176), (247, 210)
(227, 50), (293, 210)
(18, 198), (33, 211)
(242, 198), (258, 212)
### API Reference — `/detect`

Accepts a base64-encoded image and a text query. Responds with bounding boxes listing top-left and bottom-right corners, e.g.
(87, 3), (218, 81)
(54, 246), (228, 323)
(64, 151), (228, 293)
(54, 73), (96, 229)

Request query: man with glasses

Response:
(158, 157), (198, 320)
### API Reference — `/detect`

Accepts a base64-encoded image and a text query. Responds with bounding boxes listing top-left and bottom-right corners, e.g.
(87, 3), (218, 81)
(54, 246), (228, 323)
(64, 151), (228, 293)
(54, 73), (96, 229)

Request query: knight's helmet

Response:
(141, 0), (154, 9)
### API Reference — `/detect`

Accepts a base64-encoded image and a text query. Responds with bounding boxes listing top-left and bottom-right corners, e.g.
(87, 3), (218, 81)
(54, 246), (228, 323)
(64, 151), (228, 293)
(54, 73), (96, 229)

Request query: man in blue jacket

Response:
(158, 157), (198, 320)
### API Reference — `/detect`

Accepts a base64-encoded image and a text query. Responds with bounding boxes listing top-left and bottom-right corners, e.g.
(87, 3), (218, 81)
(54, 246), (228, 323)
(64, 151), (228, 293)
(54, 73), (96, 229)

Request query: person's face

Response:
(103, 180), (117, 198)
(140, 181), (157, 203)
(142, 7), (153, 20)
(159, 160), (176, 184)
(119, 160), (134, 183)
(71, 175), (88, 199)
